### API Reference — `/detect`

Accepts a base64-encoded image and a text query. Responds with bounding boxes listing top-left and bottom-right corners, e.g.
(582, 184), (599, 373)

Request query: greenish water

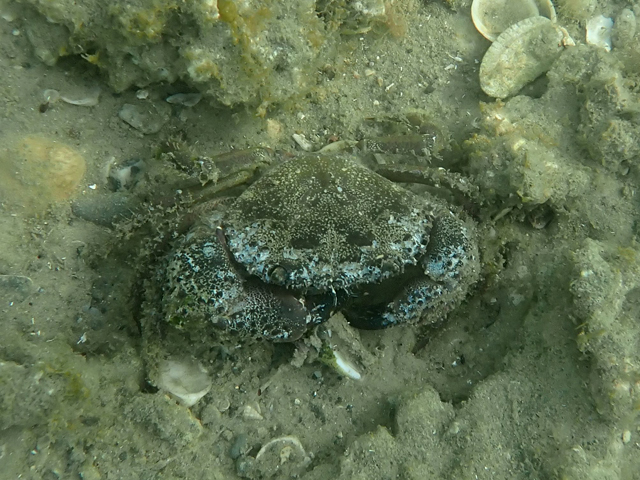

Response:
(0, 0), (639, 479)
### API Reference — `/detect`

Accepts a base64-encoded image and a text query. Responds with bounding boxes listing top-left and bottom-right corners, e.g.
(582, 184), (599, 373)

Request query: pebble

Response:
(71, 193), (140, 227)
(229, 433), (248, 459)
(118, 103), (169, 134)
(622, 430), (631, 444)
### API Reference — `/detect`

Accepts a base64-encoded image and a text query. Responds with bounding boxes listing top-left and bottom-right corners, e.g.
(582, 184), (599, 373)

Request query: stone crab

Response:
(148, 137), (480, 343)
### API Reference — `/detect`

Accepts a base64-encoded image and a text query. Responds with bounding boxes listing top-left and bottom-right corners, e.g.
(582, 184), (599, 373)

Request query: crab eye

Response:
(268, 265), (287, 285)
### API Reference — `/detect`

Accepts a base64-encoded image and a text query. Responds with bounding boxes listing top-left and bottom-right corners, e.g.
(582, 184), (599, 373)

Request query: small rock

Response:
(235, 455), (255, 477)
(229, 433), (249, 459)
(118, 103), (169, 134)
(71, 193), (140, 227)
(200, 404), (221, 426)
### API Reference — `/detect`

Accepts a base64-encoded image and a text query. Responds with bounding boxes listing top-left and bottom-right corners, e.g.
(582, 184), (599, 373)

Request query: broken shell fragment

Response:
(479, 16), (567, 99)
(156, 359), (212, 407)
(585, 15), (613, 52)
(292, 133), (315, 152)
(471, 0), (557, 42)
(252, 436), (311, 478)
(60, 86), (101, 107)
(331, 349), (362, 380)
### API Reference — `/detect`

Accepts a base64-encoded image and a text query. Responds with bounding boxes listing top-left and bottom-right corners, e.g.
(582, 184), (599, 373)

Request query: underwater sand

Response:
(0, 0), (639, 479)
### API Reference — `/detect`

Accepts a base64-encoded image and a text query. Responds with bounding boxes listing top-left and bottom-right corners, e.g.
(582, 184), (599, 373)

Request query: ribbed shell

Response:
(480, 16), (565, 98)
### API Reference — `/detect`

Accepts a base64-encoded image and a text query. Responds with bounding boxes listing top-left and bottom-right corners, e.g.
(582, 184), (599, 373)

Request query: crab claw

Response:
(234, 284), (312, 342)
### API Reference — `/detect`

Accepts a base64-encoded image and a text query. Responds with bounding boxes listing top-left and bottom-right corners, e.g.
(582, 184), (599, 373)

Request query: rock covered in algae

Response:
(15, 0), (380, 110)
(154, 358), (212, 407)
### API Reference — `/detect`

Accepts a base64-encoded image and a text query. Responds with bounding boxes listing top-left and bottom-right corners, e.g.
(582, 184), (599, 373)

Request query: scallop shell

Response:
(0, 135), (86, 213)
(479, 16), (565, 99)
(472, 0), (557, 42)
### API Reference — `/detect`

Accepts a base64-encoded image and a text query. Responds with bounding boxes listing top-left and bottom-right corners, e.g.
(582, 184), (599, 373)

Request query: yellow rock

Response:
(0, 135), (86, 213)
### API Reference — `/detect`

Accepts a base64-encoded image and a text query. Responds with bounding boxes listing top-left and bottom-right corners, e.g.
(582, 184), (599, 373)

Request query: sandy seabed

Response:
(0, 0), (639, 479)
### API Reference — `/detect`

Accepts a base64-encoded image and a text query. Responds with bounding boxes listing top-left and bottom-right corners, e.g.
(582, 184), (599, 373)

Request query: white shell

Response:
(157, 359), (212, 407)
(253, 436), (311, 477)
(472, 0), (557, 42)
(585, 15), (613, 52)
(479, 16), (565, 99)
(332, 350), (362, 380)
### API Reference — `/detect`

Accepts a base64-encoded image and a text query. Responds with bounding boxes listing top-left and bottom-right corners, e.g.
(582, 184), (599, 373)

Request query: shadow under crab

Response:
(149, 151), (480, 343)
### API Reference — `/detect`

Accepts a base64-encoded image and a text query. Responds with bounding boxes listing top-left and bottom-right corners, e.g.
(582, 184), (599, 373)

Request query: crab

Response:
(149, 143), (480, 343)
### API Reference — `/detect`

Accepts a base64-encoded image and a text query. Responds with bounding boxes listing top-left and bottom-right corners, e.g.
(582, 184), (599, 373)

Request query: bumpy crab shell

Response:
(151, 153), (479, 342)
(222, 154), (436, 294)
(159, 225), (314, 341)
